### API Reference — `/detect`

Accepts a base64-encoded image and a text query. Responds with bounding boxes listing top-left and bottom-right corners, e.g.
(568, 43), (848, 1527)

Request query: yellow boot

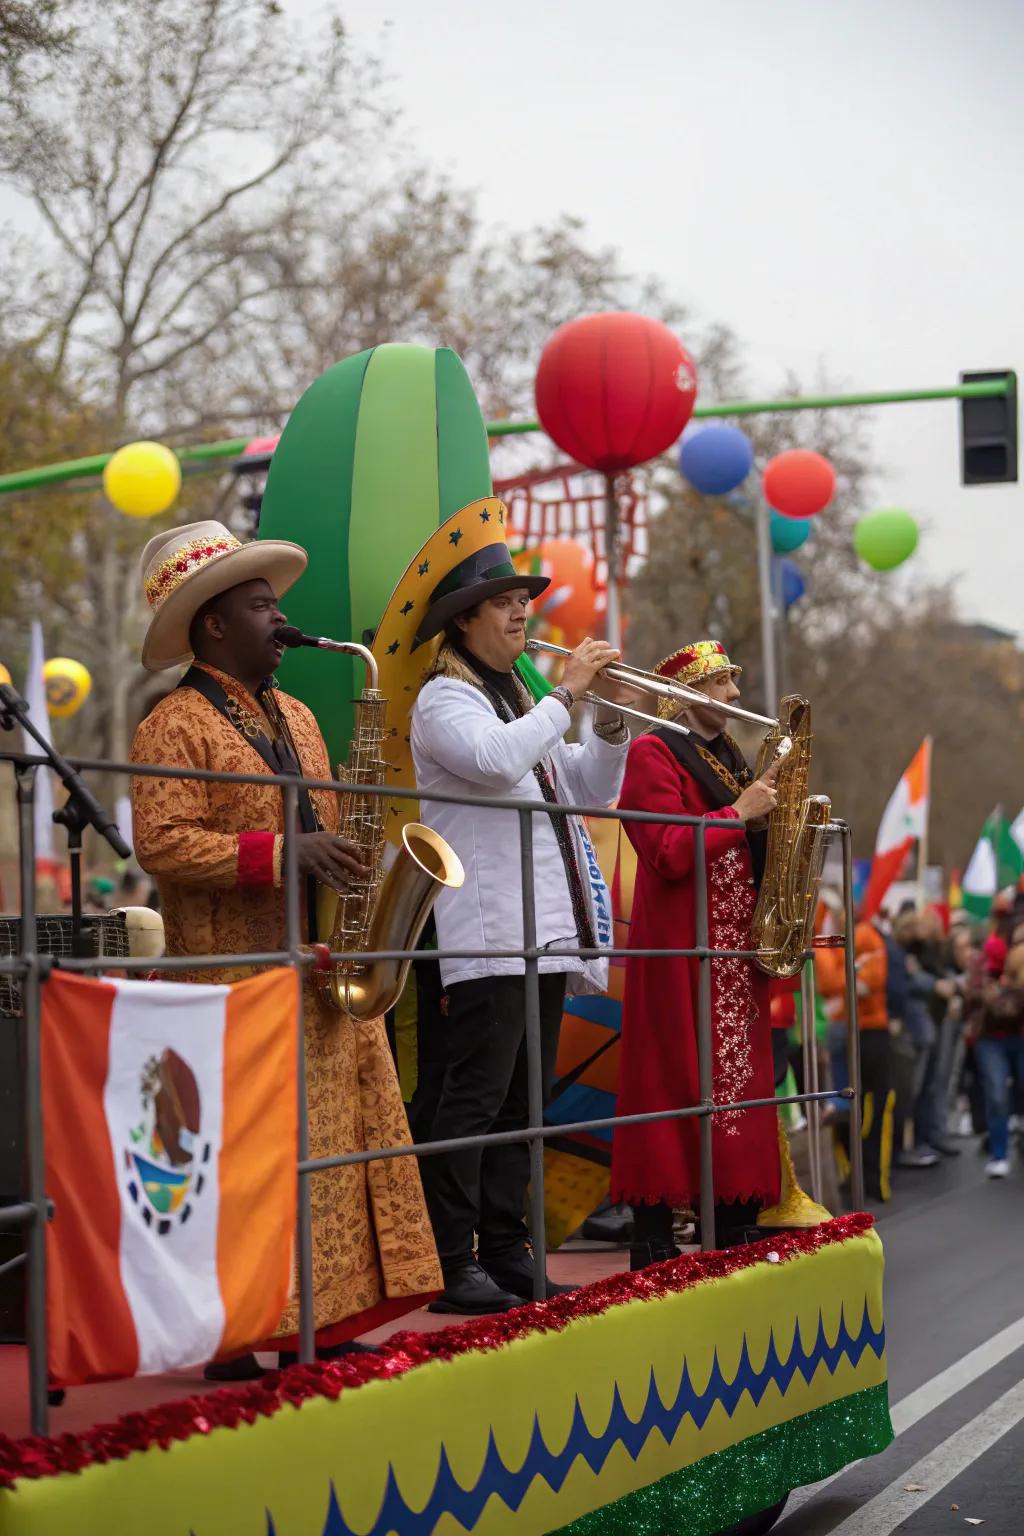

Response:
(757, 1115), (833, 1229)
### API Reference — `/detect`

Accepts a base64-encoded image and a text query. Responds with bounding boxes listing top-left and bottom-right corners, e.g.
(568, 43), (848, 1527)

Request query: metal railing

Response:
(0, 747), (863, 1436)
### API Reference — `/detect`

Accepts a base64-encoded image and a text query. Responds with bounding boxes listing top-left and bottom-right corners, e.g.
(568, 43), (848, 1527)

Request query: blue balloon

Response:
(770, 511), (812, 553)
(678, 425), (754, 496)
(780, 557), (806, 611)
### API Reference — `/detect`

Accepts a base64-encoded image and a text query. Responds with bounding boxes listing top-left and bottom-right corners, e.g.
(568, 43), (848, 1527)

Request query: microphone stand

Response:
(0, 683), (131, 957)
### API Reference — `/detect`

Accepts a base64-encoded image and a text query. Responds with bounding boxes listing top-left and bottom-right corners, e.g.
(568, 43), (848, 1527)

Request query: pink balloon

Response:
(762, 449), (835, 519)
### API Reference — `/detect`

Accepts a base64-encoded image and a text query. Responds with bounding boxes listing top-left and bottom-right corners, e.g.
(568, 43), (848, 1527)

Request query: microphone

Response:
(275, 626), (379, 686)
(275, 624), (332, 650)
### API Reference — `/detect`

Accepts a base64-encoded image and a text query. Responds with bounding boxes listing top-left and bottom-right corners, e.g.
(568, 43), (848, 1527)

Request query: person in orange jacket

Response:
(816, 916), (894, 1201)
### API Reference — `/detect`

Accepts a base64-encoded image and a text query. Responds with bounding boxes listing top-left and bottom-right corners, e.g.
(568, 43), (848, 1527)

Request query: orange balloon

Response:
(524, 539), (598, 647)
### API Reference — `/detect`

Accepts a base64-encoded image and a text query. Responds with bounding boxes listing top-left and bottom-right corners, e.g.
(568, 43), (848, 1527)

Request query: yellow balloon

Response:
(0, 663), (10, 687)
(43, 657), (92, 718)
(103, 440), (182, 518)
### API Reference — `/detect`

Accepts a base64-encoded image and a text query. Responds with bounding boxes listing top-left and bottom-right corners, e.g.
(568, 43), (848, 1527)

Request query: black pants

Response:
(836, 1030), (894, 1200)
(420, 972), (566, 1273)
(406, 956), (447, 1142)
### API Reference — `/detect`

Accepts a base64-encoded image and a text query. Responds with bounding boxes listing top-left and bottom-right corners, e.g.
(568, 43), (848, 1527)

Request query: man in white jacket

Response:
(410, 541), (631, 1314)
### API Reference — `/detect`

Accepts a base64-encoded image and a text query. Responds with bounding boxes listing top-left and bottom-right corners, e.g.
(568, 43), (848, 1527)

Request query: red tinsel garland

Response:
(0, 1214), (873, 1489)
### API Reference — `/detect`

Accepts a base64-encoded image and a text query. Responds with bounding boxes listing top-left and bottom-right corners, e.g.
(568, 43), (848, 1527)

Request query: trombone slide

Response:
(526, 638), (777, 729)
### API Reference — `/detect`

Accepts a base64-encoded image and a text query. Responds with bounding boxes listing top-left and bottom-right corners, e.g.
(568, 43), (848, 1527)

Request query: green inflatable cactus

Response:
(258, 343), (492, 766)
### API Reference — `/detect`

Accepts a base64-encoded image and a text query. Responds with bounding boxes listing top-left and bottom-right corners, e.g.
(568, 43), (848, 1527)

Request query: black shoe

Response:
(427, 1262), (524, 1315)
(629, 1240), (682, 1271)
(929, 1138), (962, 1157)
(203, 1352), (265, 1382)
(580, 1204), (635, 1245)
(481, 1249), (576, 1301)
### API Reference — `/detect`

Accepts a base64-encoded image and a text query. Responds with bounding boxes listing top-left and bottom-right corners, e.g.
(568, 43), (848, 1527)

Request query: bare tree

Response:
(625, 390), (1024, 868)
(626, 389), (879, 685)
(0, 0), (71, 81)
(0, 0), (377, 759)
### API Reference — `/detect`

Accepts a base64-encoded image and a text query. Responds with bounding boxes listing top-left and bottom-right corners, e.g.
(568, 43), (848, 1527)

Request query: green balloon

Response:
(853, 507), (919, 571)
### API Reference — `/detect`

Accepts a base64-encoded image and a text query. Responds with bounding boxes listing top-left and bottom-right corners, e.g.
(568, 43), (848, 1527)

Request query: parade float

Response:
(0, 331), (892, 1534)
(0, 1216), (889, 1535)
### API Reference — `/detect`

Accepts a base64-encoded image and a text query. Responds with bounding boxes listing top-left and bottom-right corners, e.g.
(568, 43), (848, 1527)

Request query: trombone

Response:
(526, 638), (778, 731)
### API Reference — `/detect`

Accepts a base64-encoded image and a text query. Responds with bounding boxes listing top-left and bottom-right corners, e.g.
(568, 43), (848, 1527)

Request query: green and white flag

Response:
(961, 808), (1024, 918)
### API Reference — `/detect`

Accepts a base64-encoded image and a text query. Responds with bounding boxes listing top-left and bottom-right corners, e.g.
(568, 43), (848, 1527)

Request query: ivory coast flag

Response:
(41, 968), (299, 1386)
(860, 738), (931, 918)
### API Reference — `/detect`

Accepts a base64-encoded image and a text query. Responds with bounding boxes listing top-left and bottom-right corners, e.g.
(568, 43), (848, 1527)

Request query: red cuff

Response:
(237, 830), (277, 888)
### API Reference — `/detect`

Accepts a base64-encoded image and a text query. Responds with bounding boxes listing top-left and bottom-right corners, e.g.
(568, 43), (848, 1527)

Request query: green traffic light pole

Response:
(0, 378), (1009, 498)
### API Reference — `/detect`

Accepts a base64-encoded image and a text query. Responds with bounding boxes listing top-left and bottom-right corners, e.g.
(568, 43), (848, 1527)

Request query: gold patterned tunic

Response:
(130, 663), (442, 1338)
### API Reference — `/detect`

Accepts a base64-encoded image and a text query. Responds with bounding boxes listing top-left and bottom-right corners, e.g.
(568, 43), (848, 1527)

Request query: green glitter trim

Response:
(551, 1383), (893, 1536)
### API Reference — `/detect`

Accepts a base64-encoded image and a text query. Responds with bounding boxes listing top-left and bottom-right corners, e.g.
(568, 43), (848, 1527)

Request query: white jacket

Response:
(411, 670), (627, 990)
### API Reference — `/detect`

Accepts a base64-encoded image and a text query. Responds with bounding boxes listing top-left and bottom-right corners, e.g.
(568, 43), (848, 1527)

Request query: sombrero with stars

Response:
(371, 497), (548, 849)
(413, 526), (549, 643)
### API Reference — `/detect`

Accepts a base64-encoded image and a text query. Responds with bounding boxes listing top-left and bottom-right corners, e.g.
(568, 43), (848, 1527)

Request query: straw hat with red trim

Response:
(139, 520), (307, 671)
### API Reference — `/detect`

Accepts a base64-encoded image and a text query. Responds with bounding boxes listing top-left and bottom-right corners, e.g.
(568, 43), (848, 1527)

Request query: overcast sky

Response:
(292, 0), (1022, 635)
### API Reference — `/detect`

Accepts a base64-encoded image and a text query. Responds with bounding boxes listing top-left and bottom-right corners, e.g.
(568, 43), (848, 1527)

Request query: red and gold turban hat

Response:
(652, 640), (741, 718)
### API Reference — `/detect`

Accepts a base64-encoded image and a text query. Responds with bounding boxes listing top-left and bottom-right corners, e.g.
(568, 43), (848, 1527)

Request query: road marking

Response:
(780, 1313), (1024, 1518)
(825, 1374), (1024, 1534)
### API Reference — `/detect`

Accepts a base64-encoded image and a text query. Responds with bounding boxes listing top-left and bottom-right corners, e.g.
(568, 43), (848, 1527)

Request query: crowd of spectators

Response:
(816, 887), (1024, 1198)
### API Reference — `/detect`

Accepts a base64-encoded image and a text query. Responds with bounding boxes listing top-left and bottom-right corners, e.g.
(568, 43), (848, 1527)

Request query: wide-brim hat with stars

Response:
(412, 532), (549, 644)
(371, 497), (545, 850)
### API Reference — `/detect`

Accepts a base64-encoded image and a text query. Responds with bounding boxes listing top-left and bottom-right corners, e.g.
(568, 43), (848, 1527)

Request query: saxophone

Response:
(314, 646), (464, 1017)
(751, 695), (835, 1228)
(750, 695), (832, 980)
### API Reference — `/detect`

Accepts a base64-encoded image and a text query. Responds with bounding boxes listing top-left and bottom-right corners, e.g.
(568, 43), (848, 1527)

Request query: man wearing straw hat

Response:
(129, 520), (442, 1371)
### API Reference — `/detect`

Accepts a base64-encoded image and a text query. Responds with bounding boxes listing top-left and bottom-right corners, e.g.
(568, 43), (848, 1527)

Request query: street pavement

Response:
(777, 1139), (1024, 1536)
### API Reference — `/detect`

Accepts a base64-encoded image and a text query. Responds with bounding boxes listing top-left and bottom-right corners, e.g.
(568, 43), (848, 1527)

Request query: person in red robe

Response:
(610, 640), (783, 1265)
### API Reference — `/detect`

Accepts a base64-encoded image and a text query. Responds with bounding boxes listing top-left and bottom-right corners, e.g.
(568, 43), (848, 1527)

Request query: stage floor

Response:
(0, 1243), (625, 1440)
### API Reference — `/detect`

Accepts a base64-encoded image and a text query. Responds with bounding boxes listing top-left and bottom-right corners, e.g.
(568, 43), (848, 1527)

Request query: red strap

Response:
(237, 830), (276, 887)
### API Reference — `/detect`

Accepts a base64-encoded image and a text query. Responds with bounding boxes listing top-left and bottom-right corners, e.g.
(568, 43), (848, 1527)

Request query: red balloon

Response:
(762, 449), (835, 519)
(535, 312), (698, 473)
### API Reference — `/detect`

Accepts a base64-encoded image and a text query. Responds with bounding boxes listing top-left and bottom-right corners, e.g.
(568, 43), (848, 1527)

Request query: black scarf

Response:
(452, 640), (597, 950)
(451, 640), (523, 714)
(652, 723), (768, 888)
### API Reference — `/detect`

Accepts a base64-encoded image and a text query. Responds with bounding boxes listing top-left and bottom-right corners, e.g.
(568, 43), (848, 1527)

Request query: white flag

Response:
(1011, 807), (1024, 861)
(22, 621), (55, 862)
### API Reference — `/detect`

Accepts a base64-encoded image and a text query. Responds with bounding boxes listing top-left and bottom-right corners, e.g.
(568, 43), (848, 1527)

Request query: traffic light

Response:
(959, 370), (1018, 485)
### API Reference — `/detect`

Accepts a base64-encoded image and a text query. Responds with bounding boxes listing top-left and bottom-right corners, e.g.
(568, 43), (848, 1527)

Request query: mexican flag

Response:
(961, 808), (1024, 918)
(42, 968), (299, 1386)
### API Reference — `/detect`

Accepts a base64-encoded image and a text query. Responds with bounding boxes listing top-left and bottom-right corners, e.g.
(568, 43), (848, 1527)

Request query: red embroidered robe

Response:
(610, 733), (781, 1210)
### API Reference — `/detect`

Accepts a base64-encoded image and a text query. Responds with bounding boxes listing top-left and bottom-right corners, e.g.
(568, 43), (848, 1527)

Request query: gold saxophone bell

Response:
(317, 822), (463, 1017)
(757, 1116), (833, 1229)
